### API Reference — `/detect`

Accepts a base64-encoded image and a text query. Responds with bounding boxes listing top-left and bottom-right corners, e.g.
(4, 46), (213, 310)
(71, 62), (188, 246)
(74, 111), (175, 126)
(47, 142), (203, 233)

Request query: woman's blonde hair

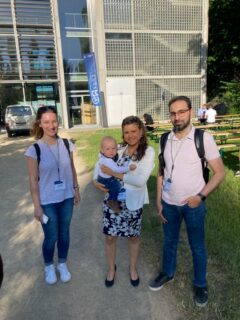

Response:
(31, 106), (58, 140)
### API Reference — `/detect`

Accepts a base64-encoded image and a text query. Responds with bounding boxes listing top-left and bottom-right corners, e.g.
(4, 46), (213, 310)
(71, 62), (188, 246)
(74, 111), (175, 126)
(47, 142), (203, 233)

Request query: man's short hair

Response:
(168, 96), (192, 109)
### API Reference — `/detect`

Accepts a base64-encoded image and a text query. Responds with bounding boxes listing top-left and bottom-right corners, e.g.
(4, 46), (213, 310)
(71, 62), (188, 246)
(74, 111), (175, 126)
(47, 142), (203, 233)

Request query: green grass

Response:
(70, 129), (122, 171)
(70, 128), (240, 320)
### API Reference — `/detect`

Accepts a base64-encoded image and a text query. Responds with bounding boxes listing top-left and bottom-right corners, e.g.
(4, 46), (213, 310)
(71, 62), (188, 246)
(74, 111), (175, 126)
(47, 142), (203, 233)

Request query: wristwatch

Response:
(197, 193), (206, 201)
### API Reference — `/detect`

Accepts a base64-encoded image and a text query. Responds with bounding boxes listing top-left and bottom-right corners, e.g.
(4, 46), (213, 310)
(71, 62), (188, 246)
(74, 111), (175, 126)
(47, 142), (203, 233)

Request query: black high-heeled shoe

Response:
(105, 264), (117, 288)
(130, 269), (140, 287)
(130, 276), (140, 287)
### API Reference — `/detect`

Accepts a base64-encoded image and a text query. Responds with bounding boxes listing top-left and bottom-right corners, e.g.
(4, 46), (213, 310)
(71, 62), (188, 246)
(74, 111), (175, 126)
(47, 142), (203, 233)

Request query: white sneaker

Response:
(57, 263), (71, 283)
(44, 264), (57, 285)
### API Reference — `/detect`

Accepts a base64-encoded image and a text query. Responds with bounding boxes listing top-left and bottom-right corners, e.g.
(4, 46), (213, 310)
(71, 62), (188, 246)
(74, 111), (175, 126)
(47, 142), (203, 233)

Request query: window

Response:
(105, 33), (132, 40)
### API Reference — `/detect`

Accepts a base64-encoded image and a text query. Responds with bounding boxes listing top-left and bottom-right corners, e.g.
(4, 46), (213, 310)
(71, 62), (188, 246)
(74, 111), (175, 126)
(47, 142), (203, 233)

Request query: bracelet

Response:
(73, 185), (79, 189)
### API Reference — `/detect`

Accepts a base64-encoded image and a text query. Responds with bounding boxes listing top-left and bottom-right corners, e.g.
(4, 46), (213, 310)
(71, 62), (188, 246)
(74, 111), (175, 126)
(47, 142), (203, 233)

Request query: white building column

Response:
(51, 0), (69, 128)
(10, 0), (26, 101)
(201, 0), (209, 105)
(88, 0), (108, 126)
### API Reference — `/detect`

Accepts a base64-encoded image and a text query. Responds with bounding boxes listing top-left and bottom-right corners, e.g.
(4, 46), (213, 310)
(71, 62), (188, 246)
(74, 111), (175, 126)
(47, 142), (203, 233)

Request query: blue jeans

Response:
(162, 200), (207, 287)
(41, 198), (74, 266)
(97, 176), (121, 200)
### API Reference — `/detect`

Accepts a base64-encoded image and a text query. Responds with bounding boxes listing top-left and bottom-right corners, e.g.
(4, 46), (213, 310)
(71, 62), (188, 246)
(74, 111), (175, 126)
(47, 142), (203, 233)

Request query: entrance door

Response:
(81, 95), (96, 125)
(68, 95), (82, 126)
(68, 94), (97, 126)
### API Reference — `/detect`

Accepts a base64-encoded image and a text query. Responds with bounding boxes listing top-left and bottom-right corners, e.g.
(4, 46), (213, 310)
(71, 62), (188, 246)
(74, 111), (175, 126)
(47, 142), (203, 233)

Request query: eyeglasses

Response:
(169, 109), (190, 118)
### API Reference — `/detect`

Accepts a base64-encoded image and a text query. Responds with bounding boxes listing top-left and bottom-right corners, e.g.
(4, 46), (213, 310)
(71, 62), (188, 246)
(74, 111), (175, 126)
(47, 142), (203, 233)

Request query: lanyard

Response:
(44, 139), (61, 180)
(169, 136), (185, 180)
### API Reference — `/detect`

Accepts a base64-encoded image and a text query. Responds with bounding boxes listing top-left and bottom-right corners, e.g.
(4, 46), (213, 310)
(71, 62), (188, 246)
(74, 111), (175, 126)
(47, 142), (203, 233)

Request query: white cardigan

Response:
(94, 145), (155, 211)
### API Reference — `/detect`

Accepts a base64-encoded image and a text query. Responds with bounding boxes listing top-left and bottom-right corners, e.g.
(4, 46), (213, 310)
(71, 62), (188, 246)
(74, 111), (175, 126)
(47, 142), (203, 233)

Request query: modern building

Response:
(0, 0), (208, 128)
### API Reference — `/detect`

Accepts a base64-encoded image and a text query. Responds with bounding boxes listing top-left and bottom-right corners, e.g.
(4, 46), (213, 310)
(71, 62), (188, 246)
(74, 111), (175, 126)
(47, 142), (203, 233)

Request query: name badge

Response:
(163, 178), (172, 192)
(54, 180), (66, 191)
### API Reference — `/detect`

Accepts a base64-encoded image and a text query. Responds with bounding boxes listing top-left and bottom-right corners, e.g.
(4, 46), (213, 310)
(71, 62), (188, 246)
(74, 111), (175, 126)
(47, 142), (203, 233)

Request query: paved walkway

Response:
(0, 133), (182, 320)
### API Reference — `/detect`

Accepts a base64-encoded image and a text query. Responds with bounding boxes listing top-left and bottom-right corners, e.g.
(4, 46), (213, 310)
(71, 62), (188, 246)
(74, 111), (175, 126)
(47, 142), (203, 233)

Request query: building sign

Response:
(83, 52), (101, 107)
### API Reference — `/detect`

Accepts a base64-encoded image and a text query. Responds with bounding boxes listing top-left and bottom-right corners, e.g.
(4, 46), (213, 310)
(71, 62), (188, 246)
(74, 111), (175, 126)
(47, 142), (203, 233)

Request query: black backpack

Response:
(158, 129), (209, 183)
(33, 138), (70, 165)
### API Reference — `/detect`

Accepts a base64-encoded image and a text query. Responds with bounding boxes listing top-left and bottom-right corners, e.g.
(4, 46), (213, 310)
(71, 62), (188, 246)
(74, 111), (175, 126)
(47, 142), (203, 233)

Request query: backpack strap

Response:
(62, 138), (70, 157)
(194, 128), (209, 183)
(158, 131), (171, 176)
(33, 143), (41, 165)
(194, 128), (204, 159)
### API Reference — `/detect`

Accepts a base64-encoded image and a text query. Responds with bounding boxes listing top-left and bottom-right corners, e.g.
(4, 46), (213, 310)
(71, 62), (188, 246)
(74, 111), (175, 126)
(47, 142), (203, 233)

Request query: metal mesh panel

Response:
(104, 0), (132, 29)
(105, 40), (134, 76)
(103, 0), (206, 120)
(136, 78), (201, 120)
(133, 0), (202, 31)
(135, 33), (201, 76)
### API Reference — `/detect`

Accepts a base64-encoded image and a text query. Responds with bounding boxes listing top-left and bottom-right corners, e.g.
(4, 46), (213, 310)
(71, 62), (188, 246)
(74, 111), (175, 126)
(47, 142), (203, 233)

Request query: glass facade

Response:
(0, 83), (23, 108)
(0, 0), (207, 127)
(20, 36), (57, 80)
(13, 0), (57, 81)
(0, 0), (13, 34)
(58, 0), (96, 125)
(0, 0), (60, 124)
(0, 35), (19, 80)
(25, 83), (59, 104)
(103, 0), (207, 120)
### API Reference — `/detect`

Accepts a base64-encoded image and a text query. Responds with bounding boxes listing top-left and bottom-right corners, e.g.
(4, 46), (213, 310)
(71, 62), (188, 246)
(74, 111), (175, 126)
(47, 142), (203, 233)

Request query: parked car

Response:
(4, 105), (36, 137)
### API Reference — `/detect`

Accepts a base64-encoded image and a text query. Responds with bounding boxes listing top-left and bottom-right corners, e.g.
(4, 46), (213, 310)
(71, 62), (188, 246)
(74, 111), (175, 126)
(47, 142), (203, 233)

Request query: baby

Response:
(97, 136), (136, 213)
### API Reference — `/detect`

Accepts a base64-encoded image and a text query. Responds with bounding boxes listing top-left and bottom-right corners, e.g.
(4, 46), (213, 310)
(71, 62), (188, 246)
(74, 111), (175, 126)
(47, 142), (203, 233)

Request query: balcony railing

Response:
(65, 13), (89, 30)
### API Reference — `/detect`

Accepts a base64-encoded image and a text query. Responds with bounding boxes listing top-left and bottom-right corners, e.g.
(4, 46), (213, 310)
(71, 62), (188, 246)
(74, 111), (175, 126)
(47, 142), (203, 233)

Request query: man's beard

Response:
(173, 118), (191, 132)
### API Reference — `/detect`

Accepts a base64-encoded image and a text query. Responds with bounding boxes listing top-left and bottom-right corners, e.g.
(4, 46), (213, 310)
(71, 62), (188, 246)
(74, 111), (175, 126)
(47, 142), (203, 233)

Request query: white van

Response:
(4, 105), (36, 137)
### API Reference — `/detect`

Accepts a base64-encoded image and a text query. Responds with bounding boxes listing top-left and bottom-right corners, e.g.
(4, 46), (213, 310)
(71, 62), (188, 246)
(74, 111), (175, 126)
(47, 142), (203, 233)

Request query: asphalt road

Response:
(0, 132), (182, 320)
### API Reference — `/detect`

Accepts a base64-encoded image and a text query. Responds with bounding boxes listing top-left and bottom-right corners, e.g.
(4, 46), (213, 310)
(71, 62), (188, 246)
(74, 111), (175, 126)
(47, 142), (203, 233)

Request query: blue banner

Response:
(83, 52), (101, 107)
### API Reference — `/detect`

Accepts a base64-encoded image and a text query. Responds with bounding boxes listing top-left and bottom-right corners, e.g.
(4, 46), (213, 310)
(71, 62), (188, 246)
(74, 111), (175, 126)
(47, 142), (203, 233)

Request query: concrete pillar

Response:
(201, 0), (209, 105)
(51, 0), (69, 128)
(89, 0), (108, 127)
(10, 0), (25, 101)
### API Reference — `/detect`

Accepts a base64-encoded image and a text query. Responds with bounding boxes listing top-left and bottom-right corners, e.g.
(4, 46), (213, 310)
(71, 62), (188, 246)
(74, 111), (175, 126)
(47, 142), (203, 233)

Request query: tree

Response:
(207, 0), (240, 99)
(220, 81), (240, 113)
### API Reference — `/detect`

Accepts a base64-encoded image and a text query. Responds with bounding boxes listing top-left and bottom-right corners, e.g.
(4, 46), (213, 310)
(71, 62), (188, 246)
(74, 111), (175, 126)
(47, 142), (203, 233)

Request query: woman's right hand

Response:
(93, 180), (109, 192)
(34, 206), (44, 223)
